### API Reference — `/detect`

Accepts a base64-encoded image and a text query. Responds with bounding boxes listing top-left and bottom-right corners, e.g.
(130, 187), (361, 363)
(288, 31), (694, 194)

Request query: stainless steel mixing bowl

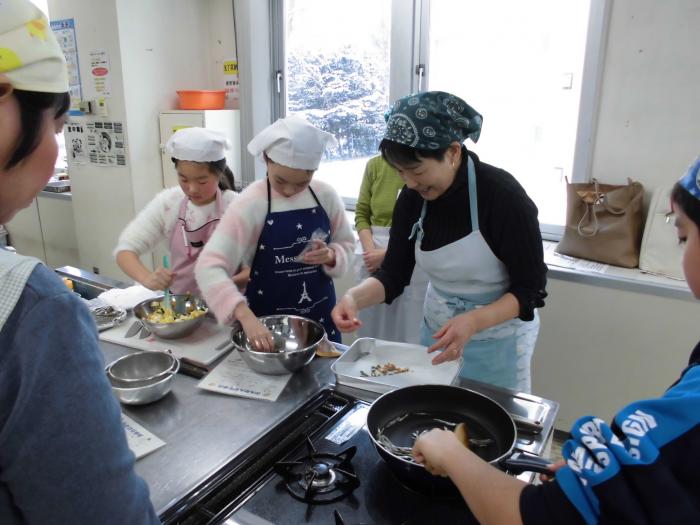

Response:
(107, 350), (178, 384)
(133, 294), (208, 339)
(105, 351), (180, 405)
(231, 315), (326, 374)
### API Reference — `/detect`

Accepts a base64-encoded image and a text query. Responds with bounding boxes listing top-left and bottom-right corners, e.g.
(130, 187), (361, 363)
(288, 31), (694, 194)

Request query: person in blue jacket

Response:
(411, 156), (700, 525)
(0, 1), (158, 523)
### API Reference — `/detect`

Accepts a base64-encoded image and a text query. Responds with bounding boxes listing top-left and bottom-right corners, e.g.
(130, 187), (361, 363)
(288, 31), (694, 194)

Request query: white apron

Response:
(355, 226), (428, 344)
(412, 156), (539, 392)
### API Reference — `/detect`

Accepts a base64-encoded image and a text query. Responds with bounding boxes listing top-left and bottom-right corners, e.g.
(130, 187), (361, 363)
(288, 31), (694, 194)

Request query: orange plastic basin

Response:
(176, 90), (226, 110)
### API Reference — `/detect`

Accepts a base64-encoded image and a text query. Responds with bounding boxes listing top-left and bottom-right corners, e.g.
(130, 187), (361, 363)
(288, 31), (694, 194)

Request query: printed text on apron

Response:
(245, 180), (340, 342)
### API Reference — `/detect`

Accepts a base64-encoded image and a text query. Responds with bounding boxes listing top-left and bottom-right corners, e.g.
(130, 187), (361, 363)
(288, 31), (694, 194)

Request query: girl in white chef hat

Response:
(0, 0), (158, 522)
(196, 115), (355, 349)
(115, 127), (248, 295)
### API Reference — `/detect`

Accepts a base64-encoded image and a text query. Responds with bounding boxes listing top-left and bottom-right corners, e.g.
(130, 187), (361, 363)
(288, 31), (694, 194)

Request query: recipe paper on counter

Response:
(197, 352), (291, 402)
(122, 414), (165, 460)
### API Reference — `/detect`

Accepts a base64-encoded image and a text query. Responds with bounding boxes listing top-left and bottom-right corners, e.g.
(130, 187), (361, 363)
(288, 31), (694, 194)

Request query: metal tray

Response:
(331, 337), (460, 395)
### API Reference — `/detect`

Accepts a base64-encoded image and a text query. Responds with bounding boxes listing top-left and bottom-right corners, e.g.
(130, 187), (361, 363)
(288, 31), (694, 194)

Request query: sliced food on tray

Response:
(361, 362), (411, 377)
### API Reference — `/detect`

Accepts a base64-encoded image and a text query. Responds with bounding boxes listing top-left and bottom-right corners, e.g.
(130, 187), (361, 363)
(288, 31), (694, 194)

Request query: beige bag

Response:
(639, 186), (685, 280)
(556, 178), (645, 268)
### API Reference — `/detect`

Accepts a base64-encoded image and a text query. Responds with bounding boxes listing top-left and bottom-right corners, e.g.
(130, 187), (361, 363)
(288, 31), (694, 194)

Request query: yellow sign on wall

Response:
(223, 60), (238, 75)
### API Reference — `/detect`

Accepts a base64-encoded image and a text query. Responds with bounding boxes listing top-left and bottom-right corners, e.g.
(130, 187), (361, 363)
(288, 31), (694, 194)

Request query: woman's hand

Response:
(362, 248), (386, 273)
(303, 240), (336, 267)
(331, 293), (362, 332)
(412, 428), (468, 477)
(143, 267), (175, 291)
(427, 311), (479, 365)
(236, 305), (275, 352)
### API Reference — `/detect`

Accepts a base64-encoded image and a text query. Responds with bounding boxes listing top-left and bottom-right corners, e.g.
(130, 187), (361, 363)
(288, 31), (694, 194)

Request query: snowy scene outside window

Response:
(283, 0), (392, 202)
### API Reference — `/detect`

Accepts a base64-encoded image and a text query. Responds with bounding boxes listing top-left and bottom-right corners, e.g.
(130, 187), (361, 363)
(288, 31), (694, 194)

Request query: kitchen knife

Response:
(139, 323), (151, 339)
(125, 320), (142, 338)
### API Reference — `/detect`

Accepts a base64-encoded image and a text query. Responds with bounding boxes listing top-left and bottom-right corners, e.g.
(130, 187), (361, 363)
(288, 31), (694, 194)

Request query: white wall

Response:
(590, 0), (700, 187)
(533, 279), (700, 429)
(117, 0), (209, 213)
(47, 0), (135, 278)
(206, 0), (238, 92)
(47, 0), (237, 280)
(532, 0), (700, 428)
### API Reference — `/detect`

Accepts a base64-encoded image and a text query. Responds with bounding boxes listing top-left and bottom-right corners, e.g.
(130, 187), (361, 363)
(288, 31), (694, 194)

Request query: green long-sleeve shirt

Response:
(354, 156), (405, 231)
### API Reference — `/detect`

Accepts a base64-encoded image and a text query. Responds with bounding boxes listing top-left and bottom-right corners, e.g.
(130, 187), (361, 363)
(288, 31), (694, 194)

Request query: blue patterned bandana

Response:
(383, 91), (483, 149)
(679, 156), (700, 201)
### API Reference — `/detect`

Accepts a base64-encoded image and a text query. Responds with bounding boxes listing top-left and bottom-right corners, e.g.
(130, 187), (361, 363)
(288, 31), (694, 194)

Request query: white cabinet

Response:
(159, 110), (241, 189)
(37, 195), (80, 268)
(6, 199), (44, 261)
(5, 194), (80, 268)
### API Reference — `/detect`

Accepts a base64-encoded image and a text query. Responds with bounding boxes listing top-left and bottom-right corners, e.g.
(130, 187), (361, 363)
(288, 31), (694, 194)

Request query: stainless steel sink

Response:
(55, 266), (127, 300)
(43, 180), (71, 193)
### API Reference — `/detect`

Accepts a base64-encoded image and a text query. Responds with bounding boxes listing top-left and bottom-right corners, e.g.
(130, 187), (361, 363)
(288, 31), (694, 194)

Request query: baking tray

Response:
(331, 337), (460, 394)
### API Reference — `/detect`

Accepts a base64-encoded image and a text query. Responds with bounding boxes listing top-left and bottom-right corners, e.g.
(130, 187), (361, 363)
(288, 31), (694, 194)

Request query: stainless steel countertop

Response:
(100, 341), (336, 515)
(40, 189), (72, 200)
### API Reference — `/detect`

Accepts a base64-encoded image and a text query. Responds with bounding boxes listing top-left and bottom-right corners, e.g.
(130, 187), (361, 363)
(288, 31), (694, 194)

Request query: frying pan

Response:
(366, 384), (553, 495)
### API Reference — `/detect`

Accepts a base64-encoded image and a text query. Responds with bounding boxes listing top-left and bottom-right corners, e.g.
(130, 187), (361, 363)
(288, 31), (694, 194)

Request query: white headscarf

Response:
(165, 127), (230, 163)
(247, 115), (337, 171)
(0, 0), (69, 92)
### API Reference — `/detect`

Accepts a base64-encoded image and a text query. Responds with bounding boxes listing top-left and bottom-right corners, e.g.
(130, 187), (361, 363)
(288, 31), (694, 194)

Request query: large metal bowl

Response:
(133, 294), (208, 339)
(107, 350), (178, 384)
(231, 315), (325, 375)
(105, 351), (179, 405)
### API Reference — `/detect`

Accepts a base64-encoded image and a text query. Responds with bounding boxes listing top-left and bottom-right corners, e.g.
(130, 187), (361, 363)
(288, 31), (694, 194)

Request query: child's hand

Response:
(412, 428), (467, 477)
(303, 240), (335, 266)
(539, 459), (566, 482)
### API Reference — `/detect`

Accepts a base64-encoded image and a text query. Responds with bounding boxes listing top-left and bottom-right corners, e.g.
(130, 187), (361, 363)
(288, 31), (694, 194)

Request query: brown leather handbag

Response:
(556, 178), (645, 268)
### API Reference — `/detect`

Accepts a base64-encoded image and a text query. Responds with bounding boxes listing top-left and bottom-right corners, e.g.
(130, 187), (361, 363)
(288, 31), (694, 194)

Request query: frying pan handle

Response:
(500, 451), (555, 476)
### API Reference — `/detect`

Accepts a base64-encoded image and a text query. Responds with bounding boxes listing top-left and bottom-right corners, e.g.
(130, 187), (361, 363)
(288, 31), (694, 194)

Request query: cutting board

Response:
(99, 315), (233, 366)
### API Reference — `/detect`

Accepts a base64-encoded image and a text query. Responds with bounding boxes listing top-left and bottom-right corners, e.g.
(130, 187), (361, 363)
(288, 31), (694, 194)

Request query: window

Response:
(427, 0), (592, 228)
(269, 0), (608, 231)
(275, 0), (392, 204)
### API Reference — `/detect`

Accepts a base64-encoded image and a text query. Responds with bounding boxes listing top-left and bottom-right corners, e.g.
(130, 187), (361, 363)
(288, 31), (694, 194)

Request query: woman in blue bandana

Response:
(332, 91), (547, 392)
(409, 157), (700, 525)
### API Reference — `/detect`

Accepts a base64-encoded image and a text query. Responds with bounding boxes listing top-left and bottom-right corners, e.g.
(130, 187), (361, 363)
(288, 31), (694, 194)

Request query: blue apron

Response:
(412, 156), (539, 392)
(245, 180), (340, 343)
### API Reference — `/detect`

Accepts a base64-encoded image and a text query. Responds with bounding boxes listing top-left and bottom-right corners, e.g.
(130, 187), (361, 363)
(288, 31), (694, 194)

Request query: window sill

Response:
(544, 241), (693, 302)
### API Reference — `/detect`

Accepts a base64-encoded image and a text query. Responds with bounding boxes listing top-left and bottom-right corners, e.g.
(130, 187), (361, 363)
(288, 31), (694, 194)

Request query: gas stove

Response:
(161, 385), (557, 525)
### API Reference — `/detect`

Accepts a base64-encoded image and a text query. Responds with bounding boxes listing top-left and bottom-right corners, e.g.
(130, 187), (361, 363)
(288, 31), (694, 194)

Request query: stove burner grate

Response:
(274, 437), (360, 519)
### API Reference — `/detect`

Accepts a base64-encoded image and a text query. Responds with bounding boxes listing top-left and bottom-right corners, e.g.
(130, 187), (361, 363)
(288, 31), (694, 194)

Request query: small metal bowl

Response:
(133, 294), (208, 340)
(105, 353), (179, 405)
(231, 315), (325, 375)
(107, 350), (178, 384)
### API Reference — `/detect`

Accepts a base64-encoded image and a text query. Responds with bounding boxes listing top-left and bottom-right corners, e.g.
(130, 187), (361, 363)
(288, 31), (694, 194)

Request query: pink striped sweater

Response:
(195, 178), (355, 325)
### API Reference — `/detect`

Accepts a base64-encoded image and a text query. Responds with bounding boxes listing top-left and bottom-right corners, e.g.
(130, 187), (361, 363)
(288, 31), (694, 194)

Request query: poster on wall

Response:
(64, 120), (88, 164)
(89, 49), (112, 97)
(86, 121), (127, 167)
(50, 18), (82, 115)
(222, 59), (239, 109)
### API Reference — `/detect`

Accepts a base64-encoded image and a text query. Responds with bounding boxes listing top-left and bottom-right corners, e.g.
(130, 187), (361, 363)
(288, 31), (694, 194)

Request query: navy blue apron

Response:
(245, 180), (340, 343)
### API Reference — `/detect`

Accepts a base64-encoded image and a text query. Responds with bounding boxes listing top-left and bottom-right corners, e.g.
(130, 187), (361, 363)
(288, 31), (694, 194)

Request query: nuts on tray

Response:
(360, 362), (410, 377)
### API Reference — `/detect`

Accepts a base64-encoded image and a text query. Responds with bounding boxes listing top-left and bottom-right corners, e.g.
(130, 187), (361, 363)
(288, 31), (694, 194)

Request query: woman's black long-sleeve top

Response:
(372, 148), (547, 321)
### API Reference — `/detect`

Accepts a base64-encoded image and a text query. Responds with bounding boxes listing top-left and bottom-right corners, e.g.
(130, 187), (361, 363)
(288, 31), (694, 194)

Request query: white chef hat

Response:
(165, 127), (229, 162)
(247, 115), (338, 171)
(0, 0), (69, 93)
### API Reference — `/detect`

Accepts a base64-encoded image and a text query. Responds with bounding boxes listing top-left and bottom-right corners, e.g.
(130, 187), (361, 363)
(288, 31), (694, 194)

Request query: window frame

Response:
(244, 0), (611, 239)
